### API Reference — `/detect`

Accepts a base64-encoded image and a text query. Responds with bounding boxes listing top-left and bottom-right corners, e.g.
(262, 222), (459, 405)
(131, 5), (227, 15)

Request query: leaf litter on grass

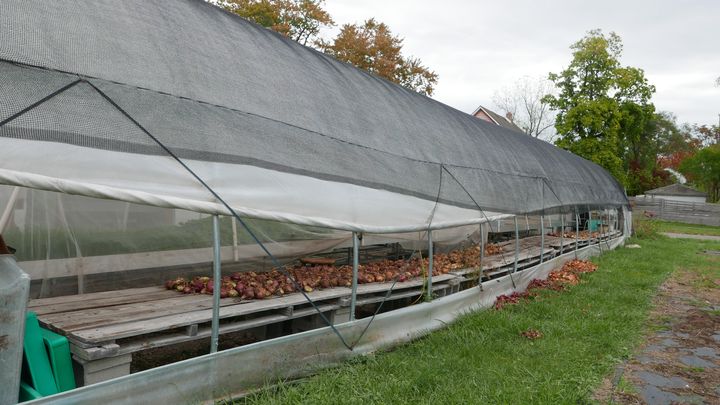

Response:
(493, 259), (598, 310)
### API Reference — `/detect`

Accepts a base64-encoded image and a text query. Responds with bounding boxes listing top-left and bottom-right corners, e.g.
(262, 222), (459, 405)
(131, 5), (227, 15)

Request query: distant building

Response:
(471, 105), (524, 133)
(644, 184), (707, 203)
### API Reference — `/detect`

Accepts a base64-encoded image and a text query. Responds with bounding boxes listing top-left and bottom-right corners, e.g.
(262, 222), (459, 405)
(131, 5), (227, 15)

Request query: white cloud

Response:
(321, 0), (720, 126)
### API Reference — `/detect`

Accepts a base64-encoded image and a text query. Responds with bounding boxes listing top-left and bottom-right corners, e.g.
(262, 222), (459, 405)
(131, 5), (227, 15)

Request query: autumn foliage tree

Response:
(317, 19), (438, 96)
(219, 1), (438, 96)
(222, 0), (333, 45)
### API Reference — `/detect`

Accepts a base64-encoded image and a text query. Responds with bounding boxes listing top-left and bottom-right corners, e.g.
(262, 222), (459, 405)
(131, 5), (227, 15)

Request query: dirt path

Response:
(662, 232), (720, 242)
(595, 255), (720, 404)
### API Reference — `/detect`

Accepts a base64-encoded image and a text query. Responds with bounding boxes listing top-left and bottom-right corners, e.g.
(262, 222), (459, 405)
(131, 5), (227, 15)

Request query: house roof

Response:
(471, 105), (524, 133)
(645, 183), (707, 197)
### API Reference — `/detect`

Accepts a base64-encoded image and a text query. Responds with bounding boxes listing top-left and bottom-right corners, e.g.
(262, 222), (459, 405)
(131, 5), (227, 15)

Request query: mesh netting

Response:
(0, 0), (628, 231)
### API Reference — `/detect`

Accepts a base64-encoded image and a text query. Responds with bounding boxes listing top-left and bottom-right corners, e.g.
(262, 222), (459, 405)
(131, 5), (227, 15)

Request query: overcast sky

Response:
(320, 0), (720, 127)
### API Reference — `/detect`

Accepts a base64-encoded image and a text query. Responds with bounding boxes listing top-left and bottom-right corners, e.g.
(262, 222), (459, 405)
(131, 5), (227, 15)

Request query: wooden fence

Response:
(630, 197), (720, 227)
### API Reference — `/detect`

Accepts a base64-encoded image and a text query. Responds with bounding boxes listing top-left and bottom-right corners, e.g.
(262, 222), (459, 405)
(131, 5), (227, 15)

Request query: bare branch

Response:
(493, 76), (556, 139)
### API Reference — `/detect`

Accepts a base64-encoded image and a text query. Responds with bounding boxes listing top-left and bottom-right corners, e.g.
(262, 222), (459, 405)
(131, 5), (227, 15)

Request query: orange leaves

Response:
(521, 329), (543, 340)
(494, 259), (598, 310)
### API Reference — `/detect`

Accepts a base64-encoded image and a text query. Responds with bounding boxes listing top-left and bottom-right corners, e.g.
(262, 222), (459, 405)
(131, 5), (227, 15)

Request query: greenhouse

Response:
(0, 1), (630, 404)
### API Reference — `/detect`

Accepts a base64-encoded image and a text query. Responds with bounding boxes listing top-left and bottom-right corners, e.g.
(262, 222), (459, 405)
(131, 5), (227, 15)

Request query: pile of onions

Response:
(547, 230), (601, 239)
(165, 243), (505, 300)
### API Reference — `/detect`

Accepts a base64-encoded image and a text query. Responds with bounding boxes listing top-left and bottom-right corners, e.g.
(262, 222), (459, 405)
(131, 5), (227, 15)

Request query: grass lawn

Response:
(643, 218), (720, 236)
(239, 235), (720, 404)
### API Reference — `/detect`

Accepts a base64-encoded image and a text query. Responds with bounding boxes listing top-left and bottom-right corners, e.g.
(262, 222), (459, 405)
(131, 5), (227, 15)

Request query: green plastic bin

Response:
(22, 312), (58, 397)
(40, 327), (76, 392)
(19, 311), (76, 402)
(18, 381), (43, 402)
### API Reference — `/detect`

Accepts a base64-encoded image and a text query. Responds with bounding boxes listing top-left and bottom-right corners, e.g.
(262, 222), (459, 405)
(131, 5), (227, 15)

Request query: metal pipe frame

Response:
(560, 214), (565, 253)
(575, 210), (580, 258)
(350, 232), (359, 321)
(231, 216), (239, 262)
(478, 223), (484, 289)
(540, 215), (545, 264)
(427, 230), (433, 301)
(211, 215), (222, 353)
(513, 216), (519, 274)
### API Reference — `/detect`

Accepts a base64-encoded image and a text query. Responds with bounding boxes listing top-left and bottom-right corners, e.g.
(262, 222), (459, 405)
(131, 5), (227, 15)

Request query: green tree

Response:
(544, 30), (656, 188)
(680, 144), (720, 202)
(317, 19), (438, 96)
(222, 0), (333, 45)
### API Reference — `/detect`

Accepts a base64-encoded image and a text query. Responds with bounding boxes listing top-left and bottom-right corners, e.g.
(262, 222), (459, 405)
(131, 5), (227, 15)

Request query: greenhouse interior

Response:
(0, 1), (631, 404)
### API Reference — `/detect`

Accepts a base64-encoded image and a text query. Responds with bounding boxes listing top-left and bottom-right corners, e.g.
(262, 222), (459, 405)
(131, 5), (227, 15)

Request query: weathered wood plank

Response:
(28, 286), (169, 309)
(41, 295), (220, 332)
(29, 288), (178, 316)
(114, 303), (340, 356)
(66, 275), (454, 343)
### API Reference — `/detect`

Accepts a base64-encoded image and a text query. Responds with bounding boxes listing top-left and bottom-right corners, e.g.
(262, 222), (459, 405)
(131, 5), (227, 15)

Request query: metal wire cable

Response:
(351, 163), (444, 348)
(81, 79), (357, 350)
(440, 166), (517, 289)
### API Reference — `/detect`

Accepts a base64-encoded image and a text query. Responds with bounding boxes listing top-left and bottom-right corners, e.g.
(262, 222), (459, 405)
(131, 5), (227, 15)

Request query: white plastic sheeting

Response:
(0, 138), (508, 234)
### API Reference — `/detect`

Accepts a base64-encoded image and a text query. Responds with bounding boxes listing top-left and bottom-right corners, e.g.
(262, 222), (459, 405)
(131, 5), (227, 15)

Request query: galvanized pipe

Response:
(427, 230), (433, 301)
(478, 223), (484, 289)
(350, 232), (359, 321)
(560, 214), (565, 253)
(575, 211), (580, 258)
(211, 215), (222, 353)
(540, 215), (545, 263)
(596, 210), (602, 248)
(231, 217), (239, 262)
(513, 216), (519, 274)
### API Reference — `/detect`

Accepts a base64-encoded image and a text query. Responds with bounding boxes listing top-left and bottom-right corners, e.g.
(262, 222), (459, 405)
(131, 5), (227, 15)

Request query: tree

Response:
(492, 76), (555, 139)
(317, 19), (438, 96)
(217, 3), (438, 96)
(222, 0), (333, 45)
(680, 144), (720, 202)
(544, 30), (656, 188)
(655, 115), (702, 171)
(692, 124), (720, 147)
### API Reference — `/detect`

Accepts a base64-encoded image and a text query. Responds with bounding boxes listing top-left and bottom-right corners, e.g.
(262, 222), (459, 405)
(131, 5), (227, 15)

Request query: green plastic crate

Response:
(40, 327), (76, 392)
(18, 381), (43, 402)
(22, 312), (58, 397)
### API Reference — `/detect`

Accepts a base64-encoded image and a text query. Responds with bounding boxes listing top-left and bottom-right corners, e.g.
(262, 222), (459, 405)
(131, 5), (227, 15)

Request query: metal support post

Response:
(540, 215), (545, 263)
(525, 215), (530, 236)
(560, 214), (565, 254)
(211, 215), (221, 353)
(350, 232), (359, 321)
(575, 211), (580, 258)
(596, 209), (602, 248)
(426, 230), (433, 301)
(478, 223), (484, 289)
(513, 216), (519, 273)
(231, 216), (239, 262)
